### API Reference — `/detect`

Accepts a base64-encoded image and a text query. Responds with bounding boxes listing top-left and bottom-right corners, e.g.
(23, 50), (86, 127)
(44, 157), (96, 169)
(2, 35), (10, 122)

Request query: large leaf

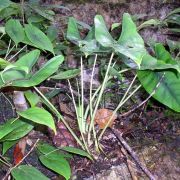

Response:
(94, 15), (114, 47)
(67, 17), (81, 43)
(24, 24), (54, 53)
(50, 69), (80, 80)
(94, 13), (146, 67)
(116, 13), (146, 67)
(17, 107), (56, 133)
(39, 153), (71, 180)
(11, 165), (49, 180)
(138, 70), (180, 112)
(12, 55), (64, 87)
(138, 44), (180, 112)
(5, 19), (25, 46)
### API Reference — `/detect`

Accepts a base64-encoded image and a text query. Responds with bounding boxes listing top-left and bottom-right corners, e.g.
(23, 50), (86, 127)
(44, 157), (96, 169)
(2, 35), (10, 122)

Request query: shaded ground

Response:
(0, 0), (180, 179)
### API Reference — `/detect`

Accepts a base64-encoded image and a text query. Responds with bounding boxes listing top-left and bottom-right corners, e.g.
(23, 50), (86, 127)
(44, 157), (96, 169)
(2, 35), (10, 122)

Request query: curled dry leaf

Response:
(88, 108), (117, 129)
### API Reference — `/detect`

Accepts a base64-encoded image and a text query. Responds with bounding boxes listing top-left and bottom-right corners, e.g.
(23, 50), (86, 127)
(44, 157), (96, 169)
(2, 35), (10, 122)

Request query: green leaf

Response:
(138, 70), (180, 112)
(77, 20), (91, 30)
(61, 146), (92, 160)
(0, 58), (10, 69)
(2, 123), (33, 141)
(24, 90), (40, 107)
(14, 50), (40, 73)
(0, 118), (33, 141)
(5, 19), (25, 46)
(0, 27), (6, 34)
(138, 44), (180, 112)
(46, 26), (58, 42)
(0, 0), (11, 11)
(111, 22), (121, 31)
(3, 140), (18, 155)
(24, 24), (54, 53)
(138, 19), (161, 30)
(117, 13), (146, 67)
(0, 67), (27, 87)
(50, 69), (80, 80)
(12, 55), (64, 87)
(166, 8), (180, 18)
(37, 142), (72, 159)
(28, 4), (54, 21)
(11, 165), (49, 180)
(17, 107), (56, 133)
(67, 17), (81, 43)
(166, 14), (180, 25)
(94, 15), (114, 47)
(0, 4), (21, 20)
(168, 28), (180, 33)
(39, 153), (71, 180)
(27, 15), (45, 24)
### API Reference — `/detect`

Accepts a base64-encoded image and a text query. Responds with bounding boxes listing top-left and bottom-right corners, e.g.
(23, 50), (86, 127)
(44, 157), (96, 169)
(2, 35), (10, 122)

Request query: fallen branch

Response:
(111, 128), (156, 180)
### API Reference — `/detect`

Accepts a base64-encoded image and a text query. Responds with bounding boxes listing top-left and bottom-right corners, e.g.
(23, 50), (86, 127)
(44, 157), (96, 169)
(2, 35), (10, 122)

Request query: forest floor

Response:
(0, 0), (180, 179)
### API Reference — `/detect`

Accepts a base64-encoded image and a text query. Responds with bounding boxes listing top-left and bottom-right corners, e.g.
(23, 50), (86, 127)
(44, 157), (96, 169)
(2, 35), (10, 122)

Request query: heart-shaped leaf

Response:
(138, 44), (180, 112)
(67, 17), (81, 43)
(116, 13), (146, 67)
(94, 15), (114, 47)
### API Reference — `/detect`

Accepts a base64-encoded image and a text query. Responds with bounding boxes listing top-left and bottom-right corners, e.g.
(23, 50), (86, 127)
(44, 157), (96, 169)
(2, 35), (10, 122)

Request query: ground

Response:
(0, 0), (180, 179)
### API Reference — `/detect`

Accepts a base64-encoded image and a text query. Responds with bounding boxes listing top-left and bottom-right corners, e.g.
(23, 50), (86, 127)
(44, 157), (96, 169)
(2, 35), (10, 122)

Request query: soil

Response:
(0, 0), (180, 179)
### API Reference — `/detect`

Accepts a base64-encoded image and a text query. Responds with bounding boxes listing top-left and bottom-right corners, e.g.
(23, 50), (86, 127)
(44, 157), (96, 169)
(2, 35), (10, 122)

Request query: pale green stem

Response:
(84, 85), (101, 124)
(0, 34), (4, 40)
(76, 78), (81, 109)
(5, 39), (12, 59)
(34, 86), (85, 150)
(68, 80), (91, 154)
(120, 74), (138, 103)
(80, 56), (85, 133)
(68, 80), (79, 128)
(88, 53), (114, 149)
(88, 54), (98, 145)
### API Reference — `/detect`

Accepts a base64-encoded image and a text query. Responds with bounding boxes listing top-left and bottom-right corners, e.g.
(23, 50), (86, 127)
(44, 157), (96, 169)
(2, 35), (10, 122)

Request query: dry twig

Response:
(111, 129), (156, 180)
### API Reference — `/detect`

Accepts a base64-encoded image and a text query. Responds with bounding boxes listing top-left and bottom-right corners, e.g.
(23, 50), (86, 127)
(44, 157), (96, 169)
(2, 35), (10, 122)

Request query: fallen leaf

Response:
(88, 109), (117, 129)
